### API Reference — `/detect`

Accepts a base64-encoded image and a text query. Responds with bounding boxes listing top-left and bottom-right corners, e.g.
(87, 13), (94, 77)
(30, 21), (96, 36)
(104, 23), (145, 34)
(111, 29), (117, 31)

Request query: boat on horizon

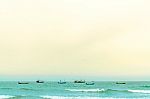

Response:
(36, 80), (44, 83)
(18, 82), (29, 84)
(74, 80), (85, 83)
(116, 82), (126, 84)
(86, 81), (95, 85)
(58, 80), (66, 84)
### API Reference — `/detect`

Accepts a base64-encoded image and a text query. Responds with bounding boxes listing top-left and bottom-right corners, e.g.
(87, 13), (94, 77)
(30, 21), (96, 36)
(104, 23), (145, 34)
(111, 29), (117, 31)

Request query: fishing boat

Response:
(58, 80), (66, 84)
(74, 80), (85, 83)
(36, 80), (44, 83)
(116, 82), (126, 84)
(18, 82), (29, 84)
(86, 81), (95, 85)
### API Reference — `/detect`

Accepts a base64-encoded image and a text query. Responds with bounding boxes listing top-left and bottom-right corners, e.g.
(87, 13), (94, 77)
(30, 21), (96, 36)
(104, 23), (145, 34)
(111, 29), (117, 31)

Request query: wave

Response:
(40, 96), (122, 99)
(0, 88), (12, 90)
(65, 88), (105, 92)
(128, 90), (150, 94)
(66, 88), (150, 94)
(0, 95), (15, 99)
(19, 88), (36, 91)
(0, 95), (39, 99)
(65, 88), (127, 93)
(140, 85), (150, 88)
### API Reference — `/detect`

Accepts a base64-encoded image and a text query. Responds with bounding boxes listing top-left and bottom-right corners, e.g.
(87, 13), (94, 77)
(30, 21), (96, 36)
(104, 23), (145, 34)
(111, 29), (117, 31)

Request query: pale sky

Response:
(0, 0), (150, 80)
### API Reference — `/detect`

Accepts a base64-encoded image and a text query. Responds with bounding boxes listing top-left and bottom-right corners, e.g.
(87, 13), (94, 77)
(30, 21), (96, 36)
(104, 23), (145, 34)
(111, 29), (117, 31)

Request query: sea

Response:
(0, 81), (150, 99)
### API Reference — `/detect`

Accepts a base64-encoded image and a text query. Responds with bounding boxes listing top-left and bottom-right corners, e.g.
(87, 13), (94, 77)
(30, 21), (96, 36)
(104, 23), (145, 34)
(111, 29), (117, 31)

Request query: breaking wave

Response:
(0, 95), (15, 99)
(128, 90), (150, 94)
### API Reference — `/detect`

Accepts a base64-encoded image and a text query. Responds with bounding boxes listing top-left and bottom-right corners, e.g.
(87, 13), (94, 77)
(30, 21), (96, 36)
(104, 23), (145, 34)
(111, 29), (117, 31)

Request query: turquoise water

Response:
(0, 81), (150, 98)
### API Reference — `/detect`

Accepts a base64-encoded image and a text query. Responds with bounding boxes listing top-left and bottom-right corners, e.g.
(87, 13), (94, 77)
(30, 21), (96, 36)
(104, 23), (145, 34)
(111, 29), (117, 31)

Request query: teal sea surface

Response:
(0, 81), (150, 99)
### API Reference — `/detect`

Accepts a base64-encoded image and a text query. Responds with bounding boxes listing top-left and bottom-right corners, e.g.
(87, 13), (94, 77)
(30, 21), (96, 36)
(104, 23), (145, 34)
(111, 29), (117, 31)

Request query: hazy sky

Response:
(0, 0), (150, 80)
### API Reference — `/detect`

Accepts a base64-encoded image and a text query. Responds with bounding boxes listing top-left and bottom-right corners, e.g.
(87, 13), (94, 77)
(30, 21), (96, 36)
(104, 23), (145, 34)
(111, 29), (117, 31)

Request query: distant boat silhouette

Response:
(86, 81), (95, 85)
(116, 82), (126, 84)
(36, 80), (44, 83)
(58, 80), (66, 84)
(18, 82), (29, 84)
(74, 80), (85, 83)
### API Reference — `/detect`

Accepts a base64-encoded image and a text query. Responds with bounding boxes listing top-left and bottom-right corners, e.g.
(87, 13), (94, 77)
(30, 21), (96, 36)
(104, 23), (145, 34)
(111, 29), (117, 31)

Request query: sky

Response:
(0, 0), (150, 80)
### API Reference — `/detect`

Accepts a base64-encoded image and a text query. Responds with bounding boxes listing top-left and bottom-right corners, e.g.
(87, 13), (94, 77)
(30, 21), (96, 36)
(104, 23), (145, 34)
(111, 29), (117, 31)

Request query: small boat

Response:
(74, 80), (85, 83)
(116, 82), (126, 84)
(58, 80), (66, 84)
(36, 80), (44, 83)
(18, 82), (29, 84)
(86, 81), (95, 85)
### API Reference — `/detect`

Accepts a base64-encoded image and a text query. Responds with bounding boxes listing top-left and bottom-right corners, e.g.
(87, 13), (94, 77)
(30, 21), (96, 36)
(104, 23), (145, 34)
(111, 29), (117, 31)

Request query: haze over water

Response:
(0, 0), (150, 81)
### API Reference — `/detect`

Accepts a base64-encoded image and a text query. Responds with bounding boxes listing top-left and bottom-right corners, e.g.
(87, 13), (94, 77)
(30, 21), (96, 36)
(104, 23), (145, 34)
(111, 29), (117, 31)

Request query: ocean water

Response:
(0, 81), (150, 99)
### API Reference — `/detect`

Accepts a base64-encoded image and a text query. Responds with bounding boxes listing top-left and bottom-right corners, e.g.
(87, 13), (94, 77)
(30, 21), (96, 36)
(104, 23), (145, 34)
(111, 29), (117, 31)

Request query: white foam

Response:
(0, 95), (15, 99)
(65, 88), (105, 92)
(128, 90), (150, 94)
